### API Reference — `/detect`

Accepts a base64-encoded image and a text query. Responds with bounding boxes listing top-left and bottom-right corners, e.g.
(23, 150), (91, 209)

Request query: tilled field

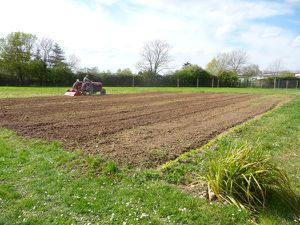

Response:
(0, 92), (284, 167)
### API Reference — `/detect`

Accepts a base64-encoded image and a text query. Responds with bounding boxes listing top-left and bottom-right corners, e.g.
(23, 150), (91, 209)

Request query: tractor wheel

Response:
(100, 89), (106, 95)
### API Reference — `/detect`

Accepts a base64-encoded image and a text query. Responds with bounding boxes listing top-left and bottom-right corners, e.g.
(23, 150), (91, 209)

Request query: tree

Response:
(50, 43), (66, 67)
(268, 59), (284, 76)
(183, 62), (192, 68)
(206, 50), (249, 75)
(48, 43), (71, 85)
(0, 32), (37, 85)
(279, 70), (295, 78)
(206, 58), (220, 76)
(242, 64), (261, 78)
(173, 64), (212, 86)
(68, 54), (80, 73)
(29, 58), (45, 85)
(218, 70), (238, 86)
(227, 49), (248, 73)
(136, 40), (171, 75)
(116, 68), (133, 76)
(38, 38), (54, 66)
(175, 64), (211, 79)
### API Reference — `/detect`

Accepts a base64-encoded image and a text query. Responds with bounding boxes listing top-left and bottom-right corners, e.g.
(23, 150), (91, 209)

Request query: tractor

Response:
(64, 80), (106, 96)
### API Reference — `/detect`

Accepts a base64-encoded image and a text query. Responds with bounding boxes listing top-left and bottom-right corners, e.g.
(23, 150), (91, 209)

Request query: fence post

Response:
(132, 75), (135, 87)
(197, 77), (199, 88)
(297, 80), (299, 89)
(177, 78), (179, 88)
(286, 80), (288, 89)
(217, 79), (220, 88)
(211, 78), (214, 88)
(273, 78), (276, 89)
(278, 80), (280, 88)
(250, 79), (253, 88)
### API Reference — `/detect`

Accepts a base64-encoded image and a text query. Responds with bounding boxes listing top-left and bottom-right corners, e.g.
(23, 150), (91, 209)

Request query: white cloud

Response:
(0, 0), (299, 71)
(216, 24), (237, 39)
(260, 27), (282, 38)
(292, 36), (300, 47)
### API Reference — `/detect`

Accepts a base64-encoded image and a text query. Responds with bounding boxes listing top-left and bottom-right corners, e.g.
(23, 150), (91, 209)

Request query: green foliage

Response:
(206, 57), (219, 76)
(278, 71), (295, 78)
(217, 70), (238, 86)
(175, 64), (211, 79)
(0, 32), (75, 86)
(202, 143), (298, 211)
(50, 43), (65, 66)
(116, 68), (133, 76)
(0, 32), (37, 84)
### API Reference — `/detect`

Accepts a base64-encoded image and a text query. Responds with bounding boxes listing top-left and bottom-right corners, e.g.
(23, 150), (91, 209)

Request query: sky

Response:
(0, 0), (299, 72)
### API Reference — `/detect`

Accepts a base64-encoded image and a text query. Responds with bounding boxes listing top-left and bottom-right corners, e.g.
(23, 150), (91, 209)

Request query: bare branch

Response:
(38, 38), (54, 66)
(136, 40), (171, 75)
(268, 59), (284, 76)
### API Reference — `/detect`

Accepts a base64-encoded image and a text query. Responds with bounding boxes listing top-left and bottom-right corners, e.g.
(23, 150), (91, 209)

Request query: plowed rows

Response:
(0, 92), (283, 167)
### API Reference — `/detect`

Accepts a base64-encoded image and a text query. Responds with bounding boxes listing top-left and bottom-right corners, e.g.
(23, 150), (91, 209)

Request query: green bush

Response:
(201, 143), (299, 211)
(217, 70), (238, 86)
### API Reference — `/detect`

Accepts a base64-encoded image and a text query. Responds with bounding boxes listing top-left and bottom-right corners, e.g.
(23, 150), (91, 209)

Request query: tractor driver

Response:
(83, 74), (91, 83)
(83, 74), (92, 92)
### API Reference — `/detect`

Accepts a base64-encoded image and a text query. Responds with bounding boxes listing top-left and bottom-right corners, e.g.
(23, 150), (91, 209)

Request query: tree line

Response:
(0, 32), (77, 86)
(0, 32), (298, 87)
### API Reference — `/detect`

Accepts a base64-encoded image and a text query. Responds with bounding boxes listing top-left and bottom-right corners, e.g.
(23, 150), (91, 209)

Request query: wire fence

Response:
(1, 73), (299, 89)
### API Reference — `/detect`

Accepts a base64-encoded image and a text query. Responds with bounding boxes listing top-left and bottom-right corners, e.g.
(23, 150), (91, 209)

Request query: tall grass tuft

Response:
(201, 142), (299, 212)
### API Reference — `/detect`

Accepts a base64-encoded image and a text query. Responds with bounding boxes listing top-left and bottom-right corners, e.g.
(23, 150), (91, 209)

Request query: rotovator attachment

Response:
(64, 89), (82, 96)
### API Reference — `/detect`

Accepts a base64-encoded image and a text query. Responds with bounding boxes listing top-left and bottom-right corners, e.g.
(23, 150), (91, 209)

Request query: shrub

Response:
(217, 70), (238, 86)
(201, 143), (299, 211)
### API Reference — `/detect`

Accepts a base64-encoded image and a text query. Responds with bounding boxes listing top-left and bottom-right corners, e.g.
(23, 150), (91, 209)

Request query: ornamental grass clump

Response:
(202, 143), (299, 211)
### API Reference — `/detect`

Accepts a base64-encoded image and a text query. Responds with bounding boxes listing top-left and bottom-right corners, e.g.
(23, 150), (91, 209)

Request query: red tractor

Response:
(64, 80), (106, 96)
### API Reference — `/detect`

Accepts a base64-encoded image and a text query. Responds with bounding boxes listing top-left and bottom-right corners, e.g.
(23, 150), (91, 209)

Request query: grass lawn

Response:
(0, 86), (300, 98)
(0, 87), (300, 224)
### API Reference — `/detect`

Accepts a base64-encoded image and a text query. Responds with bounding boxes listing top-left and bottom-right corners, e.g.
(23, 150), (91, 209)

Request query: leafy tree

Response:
(175, 64), (211, 79)
(116, 68), (133, 76)
(206, 50), (249, 75)
(279, 70), (295, 78)
(173, 64), (212, 86)
(218, 70), (238, 86)
(48, 43), (71, 85)
(206, 58), (219, 76)
(29, 59), (46, 85)
(0, 32), (37, 85)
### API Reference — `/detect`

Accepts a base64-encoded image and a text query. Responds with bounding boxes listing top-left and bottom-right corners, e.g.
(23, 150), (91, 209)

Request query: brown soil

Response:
(0, 92), (284, 167)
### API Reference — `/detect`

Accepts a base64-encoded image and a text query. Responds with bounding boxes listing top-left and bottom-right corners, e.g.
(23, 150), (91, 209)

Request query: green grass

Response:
(0, 86), (300, 98)
(0, 87), (68, 98)
(162, 97), (300, 224)
(0, 130), (250, 224)
(1, 87), (300, 224)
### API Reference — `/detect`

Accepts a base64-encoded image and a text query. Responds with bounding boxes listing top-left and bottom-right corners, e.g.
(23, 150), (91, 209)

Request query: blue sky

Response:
(0, 0), (299, 71)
